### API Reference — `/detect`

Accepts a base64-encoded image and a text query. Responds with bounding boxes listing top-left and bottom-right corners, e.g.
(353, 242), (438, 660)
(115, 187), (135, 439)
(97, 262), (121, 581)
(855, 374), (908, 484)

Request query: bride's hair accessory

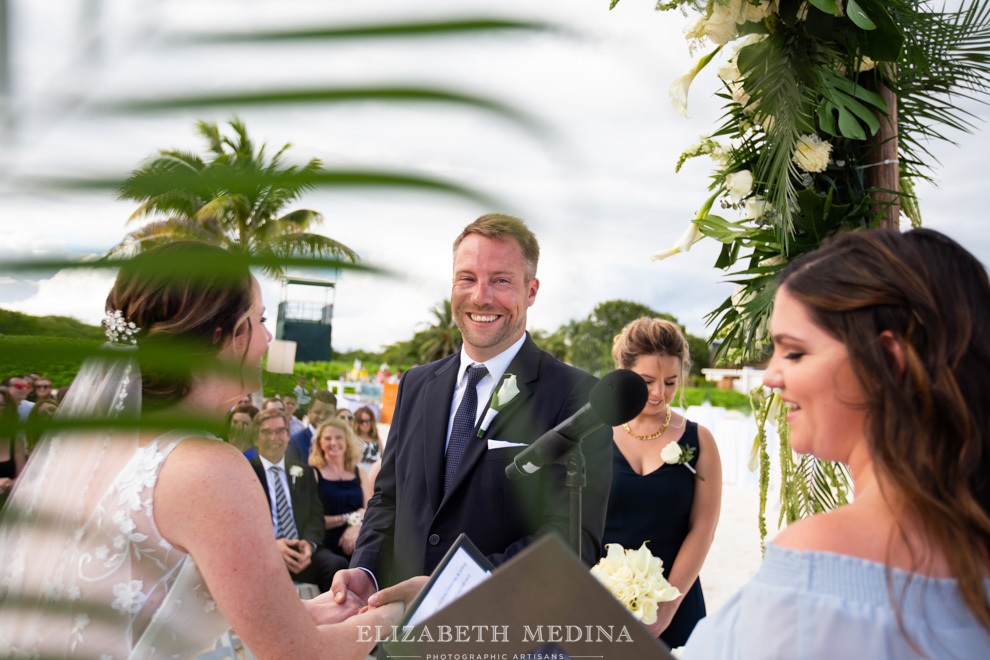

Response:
(104, 309), (141, 345)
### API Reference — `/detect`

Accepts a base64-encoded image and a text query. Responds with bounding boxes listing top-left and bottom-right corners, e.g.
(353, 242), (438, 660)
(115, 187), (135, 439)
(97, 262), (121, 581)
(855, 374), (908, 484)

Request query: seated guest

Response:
(262, 397), (285, 412)
(249, 408), (347, 593)
(682, 228), (990, 659)
(1, 375), (34, 421)
(353, 405), (383, 470)
(24, 399), (58, 455)
(29, 376), (55, 405)
(223, 403), (259, 458)
(283, 393), (305, 436)
(309, 419), (372, 558)
(287, 390), (337, 462)
(0, 387), (26, 508)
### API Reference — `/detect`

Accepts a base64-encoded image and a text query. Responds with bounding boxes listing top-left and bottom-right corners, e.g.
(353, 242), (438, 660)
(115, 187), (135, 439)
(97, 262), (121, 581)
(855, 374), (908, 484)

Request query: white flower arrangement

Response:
(345, 511), (364, 527)
(289, 465), (304, 484)
(478, 373), (519, 437)
(591, 542), (680, 625)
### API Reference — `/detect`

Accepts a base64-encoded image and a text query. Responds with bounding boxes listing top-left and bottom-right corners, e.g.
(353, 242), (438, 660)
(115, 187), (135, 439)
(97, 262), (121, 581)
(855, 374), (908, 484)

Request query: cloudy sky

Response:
(2, 0), (988, 353)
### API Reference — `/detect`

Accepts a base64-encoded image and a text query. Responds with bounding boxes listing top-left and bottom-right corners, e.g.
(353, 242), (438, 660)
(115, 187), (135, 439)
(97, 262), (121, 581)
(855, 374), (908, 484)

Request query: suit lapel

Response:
(423, 355), (460, 513)
(438, 336), (542, 510)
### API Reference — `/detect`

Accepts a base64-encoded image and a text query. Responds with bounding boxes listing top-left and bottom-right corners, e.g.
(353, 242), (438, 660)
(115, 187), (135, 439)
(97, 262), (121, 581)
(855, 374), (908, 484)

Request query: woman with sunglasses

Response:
(353, 405), (382, 469)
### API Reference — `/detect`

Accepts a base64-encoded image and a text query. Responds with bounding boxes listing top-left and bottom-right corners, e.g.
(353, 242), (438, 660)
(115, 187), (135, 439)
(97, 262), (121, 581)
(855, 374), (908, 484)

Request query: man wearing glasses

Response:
(248, 407), (346, 593)
(1, 375), (34, 421)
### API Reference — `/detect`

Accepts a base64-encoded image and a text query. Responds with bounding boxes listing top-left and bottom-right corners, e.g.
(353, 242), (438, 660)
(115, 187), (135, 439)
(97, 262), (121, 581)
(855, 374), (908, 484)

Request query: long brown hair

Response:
(779, 228), (990, 633)
(105, 242), (254, 411)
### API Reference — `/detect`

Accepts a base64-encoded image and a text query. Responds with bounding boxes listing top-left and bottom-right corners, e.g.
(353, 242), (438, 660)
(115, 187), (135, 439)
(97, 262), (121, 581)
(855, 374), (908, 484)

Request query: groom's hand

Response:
(331, 567), (376, 605)
(303, 587), (365, 625)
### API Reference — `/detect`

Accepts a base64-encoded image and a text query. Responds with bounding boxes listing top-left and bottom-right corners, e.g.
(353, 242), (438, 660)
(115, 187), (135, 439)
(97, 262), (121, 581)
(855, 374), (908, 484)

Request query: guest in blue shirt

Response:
(683, 228), (990, 659)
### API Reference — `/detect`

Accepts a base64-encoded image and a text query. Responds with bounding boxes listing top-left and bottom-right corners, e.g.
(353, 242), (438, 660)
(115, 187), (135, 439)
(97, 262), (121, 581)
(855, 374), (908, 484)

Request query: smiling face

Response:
(255, 414), (290, 462)
(7, 377), (30, 403)
(763, 287), (868, 461)
(629, 354), (680, 416)
(451, 234), (539, 362)
(318, 425), (348, 464)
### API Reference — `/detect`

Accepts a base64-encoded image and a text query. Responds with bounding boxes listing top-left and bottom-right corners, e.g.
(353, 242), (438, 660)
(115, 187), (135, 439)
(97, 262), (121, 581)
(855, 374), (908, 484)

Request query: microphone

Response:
(504, 369), (648, 481)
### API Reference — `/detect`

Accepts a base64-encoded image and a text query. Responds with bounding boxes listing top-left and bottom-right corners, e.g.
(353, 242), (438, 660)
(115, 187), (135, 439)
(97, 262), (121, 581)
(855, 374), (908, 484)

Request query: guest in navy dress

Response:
(603, 318), (722, 648)
(309, 418), (372, 558)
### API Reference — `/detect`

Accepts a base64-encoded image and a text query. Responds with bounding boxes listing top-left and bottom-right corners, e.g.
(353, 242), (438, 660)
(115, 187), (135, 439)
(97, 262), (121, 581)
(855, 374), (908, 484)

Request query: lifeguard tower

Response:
(275, 273), (337, 362)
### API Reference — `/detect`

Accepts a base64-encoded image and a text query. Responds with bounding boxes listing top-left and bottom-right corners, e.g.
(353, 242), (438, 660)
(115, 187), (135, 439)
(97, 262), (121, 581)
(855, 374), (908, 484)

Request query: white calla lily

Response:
(651, 221), (703, 261)
(669, 48), (721, 117)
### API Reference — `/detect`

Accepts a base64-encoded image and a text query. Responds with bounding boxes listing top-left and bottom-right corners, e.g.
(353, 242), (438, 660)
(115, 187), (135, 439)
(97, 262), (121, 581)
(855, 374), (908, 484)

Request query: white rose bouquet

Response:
(590, 542), (680, 625)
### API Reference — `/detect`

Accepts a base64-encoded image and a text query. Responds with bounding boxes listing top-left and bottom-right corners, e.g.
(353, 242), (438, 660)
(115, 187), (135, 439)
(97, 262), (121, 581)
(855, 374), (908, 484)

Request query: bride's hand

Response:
(365, 575), (428, 610)
(303, 588), (366, 625)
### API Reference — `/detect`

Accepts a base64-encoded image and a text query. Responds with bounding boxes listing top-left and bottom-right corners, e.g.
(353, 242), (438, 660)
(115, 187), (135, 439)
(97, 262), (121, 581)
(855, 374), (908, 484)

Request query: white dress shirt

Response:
(445, 333), (526, 450)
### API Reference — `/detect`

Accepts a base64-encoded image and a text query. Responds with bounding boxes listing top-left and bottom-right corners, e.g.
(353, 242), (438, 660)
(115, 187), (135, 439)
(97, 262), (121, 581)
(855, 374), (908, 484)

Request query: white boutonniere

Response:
(289, 465), (304, 484)
(478, 373), (519, 437)
(660, 440), (704, 480)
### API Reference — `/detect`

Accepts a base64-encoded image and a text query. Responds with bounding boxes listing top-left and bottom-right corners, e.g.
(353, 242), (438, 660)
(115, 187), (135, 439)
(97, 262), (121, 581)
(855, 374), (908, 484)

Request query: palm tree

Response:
(410, 299), (461, 363)
(110, 118), (357, 278)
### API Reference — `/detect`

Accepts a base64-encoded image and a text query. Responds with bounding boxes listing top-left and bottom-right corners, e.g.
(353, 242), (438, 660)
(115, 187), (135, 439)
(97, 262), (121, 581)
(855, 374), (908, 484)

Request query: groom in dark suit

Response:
(249, 407), (347, 593)
(333, 214), (612, 599)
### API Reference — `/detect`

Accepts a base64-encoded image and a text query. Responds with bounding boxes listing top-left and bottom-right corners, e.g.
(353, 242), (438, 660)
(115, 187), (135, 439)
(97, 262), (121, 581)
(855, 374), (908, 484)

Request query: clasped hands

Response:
(305, 568), (427, 627)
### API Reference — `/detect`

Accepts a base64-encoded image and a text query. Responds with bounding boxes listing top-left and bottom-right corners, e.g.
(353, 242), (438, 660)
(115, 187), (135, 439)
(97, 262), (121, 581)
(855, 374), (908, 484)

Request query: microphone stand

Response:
(560, 444), (585, 560)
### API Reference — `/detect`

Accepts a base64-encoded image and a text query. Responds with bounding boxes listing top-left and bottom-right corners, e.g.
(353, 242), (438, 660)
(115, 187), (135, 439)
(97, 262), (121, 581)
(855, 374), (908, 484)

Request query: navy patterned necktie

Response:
(270, 466), (298, 540)
(444, 364), (489, 492)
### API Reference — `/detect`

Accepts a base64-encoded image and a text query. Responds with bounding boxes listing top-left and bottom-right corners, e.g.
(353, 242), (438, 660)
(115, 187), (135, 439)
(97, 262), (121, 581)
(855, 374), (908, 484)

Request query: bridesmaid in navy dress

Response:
(603, 318), (722, 649)
(309, 418), (372, 558)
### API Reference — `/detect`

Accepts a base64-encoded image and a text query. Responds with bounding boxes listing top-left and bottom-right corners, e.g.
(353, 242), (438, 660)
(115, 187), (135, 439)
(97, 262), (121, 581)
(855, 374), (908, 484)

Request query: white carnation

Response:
(792, 134), (832, 173)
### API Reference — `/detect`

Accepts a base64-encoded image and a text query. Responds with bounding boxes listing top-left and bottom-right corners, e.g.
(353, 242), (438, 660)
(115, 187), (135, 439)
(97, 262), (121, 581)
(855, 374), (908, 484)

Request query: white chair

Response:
(294, 581), (320, 600)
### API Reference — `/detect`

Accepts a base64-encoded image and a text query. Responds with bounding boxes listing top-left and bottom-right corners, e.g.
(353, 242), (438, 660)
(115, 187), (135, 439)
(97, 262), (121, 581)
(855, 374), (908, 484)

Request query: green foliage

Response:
(541, 300), (701, 377)
(111, 119), (358, 279)
(0, 308), (103, 341)
(0, 335), (102, 388)
(645, 0), (990, 364)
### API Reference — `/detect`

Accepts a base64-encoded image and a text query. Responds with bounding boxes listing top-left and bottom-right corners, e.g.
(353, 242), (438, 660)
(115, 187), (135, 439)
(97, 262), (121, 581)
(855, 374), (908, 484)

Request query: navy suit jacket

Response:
(286, 427), (313, 464)
(350, 334), (612, 585)
(249, 455), (325, 551)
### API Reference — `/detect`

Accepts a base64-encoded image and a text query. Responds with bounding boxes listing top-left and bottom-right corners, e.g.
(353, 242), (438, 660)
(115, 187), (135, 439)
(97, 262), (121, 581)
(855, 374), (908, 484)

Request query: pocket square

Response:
(487, 439), (527, 450)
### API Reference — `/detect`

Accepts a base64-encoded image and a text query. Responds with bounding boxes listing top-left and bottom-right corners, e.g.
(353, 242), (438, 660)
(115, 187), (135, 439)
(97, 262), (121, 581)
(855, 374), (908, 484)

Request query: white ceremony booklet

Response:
(401, 534), (495, 630)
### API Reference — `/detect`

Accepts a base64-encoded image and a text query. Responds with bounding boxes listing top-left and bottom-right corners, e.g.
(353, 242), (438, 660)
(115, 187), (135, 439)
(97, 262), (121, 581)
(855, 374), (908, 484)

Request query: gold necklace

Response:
(623, 406), (672, 440)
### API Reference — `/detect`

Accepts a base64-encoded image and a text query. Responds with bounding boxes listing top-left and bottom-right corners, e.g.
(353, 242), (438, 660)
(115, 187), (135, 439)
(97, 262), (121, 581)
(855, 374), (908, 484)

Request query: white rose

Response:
(704, 4), (741, 46)
(660, 441), (683, 465)
(725, 170), (754, 203)
(289, 465), (305, 478)
(638, 598), (659, 625)
(745, 195), (767, 219)
(792, 134), (832, 173)
(745, 0), (773, 23)
(611, 582), (635, 606)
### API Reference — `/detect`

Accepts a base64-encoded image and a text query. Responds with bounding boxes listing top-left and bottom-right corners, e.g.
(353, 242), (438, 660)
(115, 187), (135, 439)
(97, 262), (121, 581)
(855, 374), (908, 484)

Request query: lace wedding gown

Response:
(0, 358), (230, 659)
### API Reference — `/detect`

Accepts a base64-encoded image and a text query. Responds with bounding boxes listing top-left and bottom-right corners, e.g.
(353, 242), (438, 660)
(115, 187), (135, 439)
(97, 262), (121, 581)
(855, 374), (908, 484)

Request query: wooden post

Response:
(866, 64), (900, 230)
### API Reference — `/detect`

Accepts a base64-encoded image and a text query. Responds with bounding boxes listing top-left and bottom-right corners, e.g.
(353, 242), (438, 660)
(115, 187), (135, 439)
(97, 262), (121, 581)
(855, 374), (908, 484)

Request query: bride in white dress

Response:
(0, 243), (414, 659)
